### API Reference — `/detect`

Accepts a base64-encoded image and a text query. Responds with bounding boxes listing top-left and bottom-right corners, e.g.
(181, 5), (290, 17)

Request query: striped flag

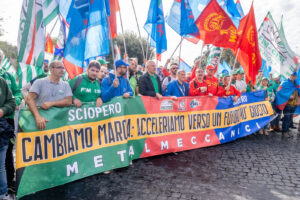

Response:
(0, 54), (17, 79)
(43, 0), (59, 26)
(17, 0), (46, 87)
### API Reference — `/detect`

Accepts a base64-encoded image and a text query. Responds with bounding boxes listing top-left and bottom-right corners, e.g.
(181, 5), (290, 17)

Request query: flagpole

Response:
(45, 16), (59, 44)
(218, 48), (224, 67)
(169, 37), (184, 59)
(179, 37), (183, 60)
(198, 42), (205, 68)
(233, 48), (240, 70)
(145, 35), (149, 61)
(130, 0), (146, 61)
(118, 6), (127, 56)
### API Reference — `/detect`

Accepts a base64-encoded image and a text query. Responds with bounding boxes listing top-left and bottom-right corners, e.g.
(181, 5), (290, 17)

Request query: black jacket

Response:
(139, 72), (163, 97)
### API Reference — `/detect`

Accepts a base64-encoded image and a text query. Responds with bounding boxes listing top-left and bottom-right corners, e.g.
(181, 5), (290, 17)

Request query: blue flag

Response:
(179, 58), (192, 72)
(144, 0), (167, 61)
(236, 0), (245, 17)
(261, 59), (271, 78)
(167, 0), (199, 39)
(64, 0), (110, 75)
(217, 60), (232, 75)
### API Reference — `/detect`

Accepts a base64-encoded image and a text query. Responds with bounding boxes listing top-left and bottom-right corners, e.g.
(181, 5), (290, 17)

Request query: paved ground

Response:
(19, 120), (300, 200)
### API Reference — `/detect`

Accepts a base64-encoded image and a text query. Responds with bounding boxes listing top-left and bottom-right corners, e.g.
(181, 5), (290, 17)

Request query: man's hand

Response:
(208, 93), (213, 97)
(35, 115), (49, 130)
(233, 96), (239, 102)
(171, 96), (178, 101)
(113, 78), (119, 88)
(156, 93), (163, 100)
(225, 86), (230, 91)
(73, 98), (82, 107)
(0, 109), (4, 118)
(41, 102), (53, 110)
(96, 98), (103, 107)
(241, 89), (246, 93)
(194, 59), (201, 67)
(123, 93), (130, 98)
(200, 87), (207, 93)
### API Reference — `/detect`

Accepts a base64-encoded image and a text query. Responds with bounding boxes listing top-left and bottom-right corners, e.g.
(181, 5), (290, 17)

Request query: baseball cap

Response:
(97, 58), (109, 65)
(115, 59), (129, 68)
(206, 65), (214, 70)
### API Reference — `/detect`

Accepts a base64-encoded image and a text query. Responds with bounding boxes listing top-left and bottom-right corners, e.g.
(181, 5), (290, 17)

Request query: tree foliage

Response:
(0, 41), (18, 60)
(105, 32), (154, 68)
(0, 17), (3, 37)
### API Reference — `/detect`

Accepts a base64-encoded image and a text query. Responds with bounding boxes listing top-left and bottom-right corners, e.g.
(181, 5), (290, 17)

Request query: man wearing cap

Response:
(26, 61), (73, 130)
(189, 68), (207, 96)
(139, 60), (163, 99)
(204, 65), (219, 96)
(69, 60), (103, 107)
(231, 70), (238, 85)
(217, 73), (241, 102)
(276, 72), (299, 137)
(234, 68), (247, 93)
(101, 59), (133, 103)
(165, 69), (189, 99)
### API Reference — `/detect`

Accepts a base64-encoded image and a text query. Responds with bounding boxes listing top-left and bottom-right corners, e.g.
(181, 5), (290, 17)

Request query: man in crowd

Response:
(0, 67), (22, 193)
(139, 60), (163, 99)
(280, 72), (299, 137)
(205, 65), (219, 96)
(98, 65), (108, 83)
(234, 68), (247, 93)
(43, 59), (49, 74)
(255, 69), (263, 87)
(101, 59), (133, 103)
(269, 73), (282, 132)
(162, 62), (178, 91)
(129, 58), (140, 96)
(0, 77), (16, 199)
(231, 70), (238, 85)
(25, 61), (73, 130)
(189, 68), (207, 96)
(165, 69), (189, 99)
(69, 60), (103, 107)
(217, 73), (241, 102)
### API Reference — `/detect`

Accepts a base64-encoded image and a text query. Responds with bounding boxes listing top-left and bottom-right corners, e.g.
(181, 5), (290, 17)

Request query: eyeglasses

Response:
(120, 67), (127, 69)
(53, 66), (65, 70)
(171, 68), (178, 70)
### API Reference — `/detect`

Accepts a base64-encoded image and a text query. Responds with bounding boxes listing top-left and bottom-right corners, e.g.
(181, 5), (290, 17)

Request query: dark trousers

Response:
(282, 105), (296, 132)
(271, 102), (281, 126)
(5, 119), (14, 184)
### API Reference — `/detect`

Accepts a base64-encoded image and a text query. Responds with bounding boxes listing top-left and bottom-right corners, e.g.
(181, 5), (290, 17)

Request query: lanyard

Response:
(176, 81), (186, 96)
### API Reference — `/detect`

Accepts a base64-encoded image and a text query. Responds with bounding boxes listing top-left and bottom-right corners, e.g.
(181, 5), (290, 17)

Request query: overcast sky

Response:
(0, 0), (299, 66)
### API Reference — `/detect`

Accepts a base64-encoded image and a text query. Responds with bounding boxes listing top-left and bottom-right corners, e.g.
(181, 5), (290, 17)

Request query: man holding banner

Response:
(165, 69), (189, 99)
(139, 60), (163, 99)
(25, 61), (73, 130)
(189, 68), (208, 96)
(69, 61), (103, 108)
(101, 59), (133, 103)
(205, 65), (219, 96)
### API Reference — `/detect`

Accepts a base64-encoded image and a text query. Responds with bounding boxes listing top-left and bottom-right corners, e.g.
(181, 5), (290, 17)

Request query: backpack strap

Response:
(193, 80), (198, 89)
(183, 82), (188, 96)
(72, 75), (84, 93)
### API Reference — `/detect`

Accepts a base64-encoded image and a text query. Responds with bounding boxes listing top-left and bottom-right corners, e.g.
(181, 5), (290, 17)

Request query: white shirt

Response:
(234, 80), (247, 93)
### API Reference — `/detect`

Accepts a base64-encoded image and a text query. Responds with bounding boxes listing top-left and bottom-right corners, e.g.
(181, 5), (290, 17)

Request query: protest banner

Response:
(17, 91), (274, 198)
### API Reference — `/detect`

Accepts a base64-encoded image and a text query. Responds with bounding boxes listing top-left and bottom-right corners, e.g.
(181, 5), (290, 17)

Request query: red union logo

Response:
(157, 24), (164, 37)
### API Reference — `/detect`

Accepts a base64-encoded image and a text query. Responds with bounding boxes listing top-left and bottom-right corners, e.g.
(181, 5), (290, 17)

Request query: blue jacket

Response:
(165, 80), (189, 97)
(101, 73), (133, 102)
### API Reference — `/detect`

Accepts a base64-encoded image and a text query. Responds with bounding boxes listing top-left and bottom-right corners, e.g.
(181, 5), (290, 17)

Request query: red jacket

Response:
(189, 78), (208, 96)
(217, 85), (241, 97)
(204, 75), (219, 96)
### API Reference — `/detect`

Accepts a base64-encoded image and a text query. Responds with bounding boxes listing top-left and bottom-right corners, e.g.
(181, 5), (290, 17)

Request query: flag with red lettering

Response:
(235, 3), (262, 84)
(45, 34), (54, 54)
(194, 0), (238, 49)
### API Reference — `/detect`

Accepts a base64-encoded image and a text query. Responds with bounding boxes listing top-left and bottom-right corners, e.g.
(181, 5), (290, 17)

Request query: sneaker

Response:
(7, 181), (16, 194)
(290, 125), (297, 129)
(264, 130), (269, 136)
(259, 129), (264, 135)
(1, 193), (9, 200)
(103, 170), (111, 174)
(282, 131), (293, 138)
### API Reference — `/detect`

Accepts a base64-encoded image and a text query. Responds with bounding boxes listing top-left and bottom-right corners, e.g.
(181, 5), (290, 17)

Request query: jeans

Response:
(0, 145), (8, 198)
(5, 119), (14, 185)
(271, 102), (281, 126)
(282, 105), (296, 132)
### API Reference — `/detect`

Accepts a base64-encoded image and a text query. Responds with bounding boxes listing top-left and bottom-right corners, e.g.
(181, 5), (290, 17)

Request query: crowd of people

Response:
(0, 53), (299, 198)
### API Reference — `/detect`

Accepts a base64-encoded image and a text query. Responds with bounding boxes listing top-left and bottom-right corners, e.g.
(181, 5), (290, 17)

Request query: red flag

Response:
(235, 4), (262, 84)
(45, 33), (54, 54)
(109, 0), (120, 39)
(194, 0), (238, 49)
